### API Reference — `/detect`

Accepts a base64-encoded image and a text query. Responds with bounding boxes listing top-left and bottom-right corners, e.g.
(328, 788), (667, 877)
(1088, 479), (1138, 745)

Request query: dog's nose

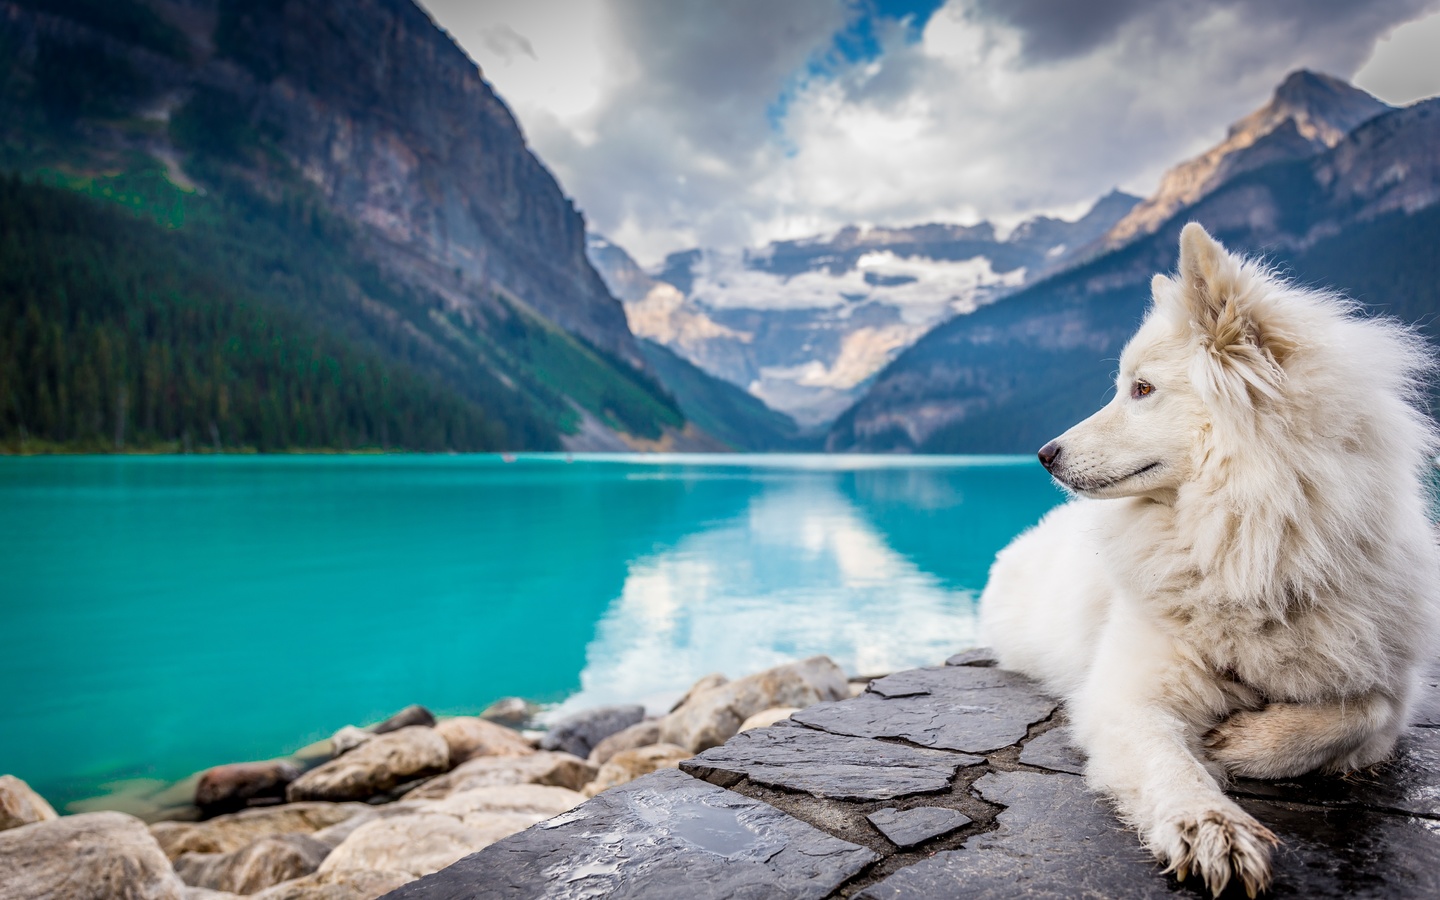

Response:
(1037, 441), (1062, 470)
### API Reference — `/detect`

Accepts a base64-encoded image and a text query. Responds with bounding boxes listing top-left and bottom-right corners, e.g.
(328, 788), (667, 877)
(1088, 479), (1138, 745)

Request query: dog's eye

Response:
(1131, 380), (1155, 399)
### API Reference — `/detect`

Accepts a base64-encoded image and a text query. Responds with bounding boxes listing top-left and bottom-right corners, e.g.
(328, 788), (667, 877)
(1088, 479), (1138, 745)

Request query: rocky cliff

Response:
(1102, 70), (1391, 248)
(2, 0), (638, 367)
(0, 0), (707, 450)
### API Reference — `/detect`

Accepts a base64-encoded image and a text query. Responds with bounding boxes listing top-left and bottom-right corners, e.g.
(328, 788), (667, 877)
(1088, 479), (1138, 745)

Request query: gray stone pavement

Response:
(386, 653), (1440, 899)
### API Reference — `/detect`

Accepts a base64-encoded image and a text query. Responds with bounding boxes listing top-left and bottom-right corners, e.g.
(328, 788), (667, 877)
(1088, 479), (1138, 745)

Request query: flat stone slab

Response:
(944, 647), (998, 667)
(384, 768), (878, 899)
(860, 769), (1440, 899)
(857, 770), (1176, 900)
(681, 723), (982, 801)
(866, 807), (972, 848)
(1232, 725), (1440, 817)
(1017, 726), (1085, 775)
(792, 665), (1056, 754)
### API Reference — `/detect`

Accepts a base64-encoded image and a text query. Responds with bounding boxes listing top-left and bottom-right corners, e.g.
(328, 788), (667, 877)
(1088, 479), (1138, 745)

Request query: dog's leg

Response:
(1072, 612), (1276, 898)
(1203, 692), (1403, 779)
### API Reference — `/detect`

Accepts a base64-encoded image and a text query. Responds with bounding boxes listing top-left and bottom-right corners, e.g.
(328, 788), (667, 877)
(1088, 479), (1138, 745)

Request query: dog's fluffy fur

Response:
(979, 224), (1440, 897)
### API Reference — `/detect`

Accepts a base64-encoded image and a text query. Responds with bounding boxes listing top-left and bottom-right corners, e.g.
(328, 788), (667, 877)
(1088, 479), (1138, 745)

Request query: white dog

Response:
(979, 223), (1440, 897)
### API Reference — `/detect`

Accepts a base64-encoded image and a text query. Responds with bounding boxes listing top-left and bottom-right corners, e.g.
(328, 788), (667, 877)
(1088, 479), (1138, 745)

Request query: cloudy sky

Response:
(419, 0), (1440, 266)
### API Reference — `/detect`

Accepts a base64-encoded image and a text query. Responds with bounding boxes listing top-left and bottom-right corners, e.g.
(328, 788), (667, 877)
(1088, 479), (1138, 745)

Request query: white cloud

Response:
(1354, 10), (1440, 105)
(420, 0), (1440, 267)
(546, 476), (983, 717)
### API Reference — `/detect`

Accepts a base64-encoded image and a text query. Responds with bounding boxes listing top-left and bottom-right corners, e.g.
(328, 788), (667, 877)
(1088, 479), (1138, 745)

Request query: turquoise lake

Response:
(0, 454), (1065, 812)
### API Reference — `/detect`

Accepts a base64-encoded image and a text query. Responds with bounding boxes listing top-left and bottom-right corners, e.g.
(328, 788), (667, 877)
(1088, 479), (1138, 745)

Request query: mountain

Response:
(0, 0), (703, 451)
(588, 191), (1140, 427)
(828, 82), (1440, 454)
(1102, 70), (1392, 248)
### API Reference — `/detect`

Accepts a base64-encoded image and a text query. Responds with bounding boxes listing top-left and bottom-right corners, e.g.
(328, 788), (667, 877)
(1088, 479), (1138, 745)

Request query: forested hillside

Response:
(0, 172), (686, 452)
(0, 0), (710, 453)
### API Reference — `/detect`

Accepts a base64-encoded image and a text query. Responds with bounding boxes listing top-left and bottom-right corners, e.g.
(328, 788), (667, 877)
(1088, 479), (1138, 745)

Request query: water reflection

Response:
(556, 463), (1059, 716)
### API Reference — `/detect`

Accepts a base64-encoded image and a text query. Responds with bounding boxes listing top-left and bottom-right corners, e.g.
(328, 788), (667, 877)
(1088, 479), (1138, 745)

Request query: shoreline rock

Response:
(2, 655), (858, 900)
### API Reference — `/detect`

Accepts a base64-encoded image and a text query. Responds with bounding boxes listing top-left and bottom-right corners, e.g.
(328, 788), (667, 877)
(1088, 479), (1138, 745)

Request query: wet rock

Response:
(386, 767), (879, 899)
(866, 806), (972, 848)
(860, 769), (1440, 899)
(1018, 726), (1086, 775)
(681, 722), (981, 801)
(151, 802), (371, 860)
(1413, 661), (1440, 727)
(659, 656), (850, 752)
(288, 727), (449, 802)
(945, 646), (999, 667)
(479, 698), (536, 727)
(372, 705), (436, 735)
(584, 744), (692, 797)
(174, 834), (330, 894)
(250, 868), (412, 900)
(403, 751), (596, 799)
(319, 813), (537, 880)
(739, 706), (799, 731)
(195, 761), (300, 812)
(792, 664), (1055, 754)
(855, 771), (1171, 899)
(588, 719), (662, 766)
(540, 705), (645, 759)
(0, 775), (57, 832)
(330, 727), (373, 757)
(669, 672), (729, 712)
(0, 810), (187, 899)
(1231, 725), (1440, 817)
(433, 717), (534, 765)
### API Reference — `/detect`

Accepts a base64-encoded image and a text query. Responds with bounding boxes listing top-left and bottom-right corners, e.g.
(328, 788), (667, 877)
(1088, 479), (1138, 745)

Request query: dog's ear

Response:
(1176, 222), (1234, 332)
(1175, 223), (1294, 402)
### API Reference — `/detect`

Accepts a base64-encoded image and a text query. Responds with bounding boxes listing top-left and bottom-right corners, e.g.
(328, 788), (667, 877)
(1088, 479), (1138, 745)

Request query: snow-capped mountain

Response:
(589, 190), (1139, 426)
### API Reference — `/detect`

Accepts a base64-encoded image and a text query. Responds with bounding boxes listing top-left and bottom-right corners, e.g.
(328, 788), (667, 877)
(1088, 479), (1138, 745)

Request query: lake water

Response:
(0, 454), (1064, 812)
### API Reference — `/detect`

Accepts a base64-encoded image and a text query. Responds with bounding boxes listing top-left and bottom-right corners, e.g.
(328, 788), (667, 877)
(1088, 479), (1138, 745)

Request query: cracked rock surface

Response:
(680, 723), (981, 801)
(385, 653), (1440, 899)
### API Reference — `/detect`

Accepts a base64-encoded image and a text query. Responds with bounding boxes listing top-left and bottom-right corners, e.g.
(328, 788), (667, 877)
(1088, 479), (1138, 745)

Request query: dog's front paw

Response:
(1150, 807), (1278, 898)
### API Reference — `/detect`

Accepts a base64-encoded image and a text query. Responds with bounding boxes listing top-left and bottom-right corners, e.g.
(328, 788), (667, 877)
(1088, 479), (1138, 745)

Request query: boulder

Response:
(433, 717), (535, 764)
(329, 727), (372, 757)
(739, 707), (800, 732)
(583, 744), (692, 797)
(669, 672), (729, 712)
(194, 762), (299, 812)
(0, 810), (187, 899)
(423, 784), (585, 821)
(150, 802), (369, 861)
(370, 705), (435, 734)
(0, 775), (57, 832)
(184, 889), (242, 899)
(404, 751), (596, 799)
(287, 727), (449, 802)
(659, 656), (849, 752)
(479, 697), (537, 727)
(318, 813), (537, 880)
(174, 834), (329, 894)
(250, 868), (412, 900)
(587, 719), (662, 766)
(540, 705), (645, 759)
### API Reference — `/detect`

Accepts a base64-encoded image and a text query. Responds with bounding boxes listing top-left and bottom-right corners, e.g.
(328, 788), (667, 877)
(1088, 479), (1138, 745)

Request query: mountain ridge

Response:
(588, 190), (1141, 427)
(828, 86), (1440, 454)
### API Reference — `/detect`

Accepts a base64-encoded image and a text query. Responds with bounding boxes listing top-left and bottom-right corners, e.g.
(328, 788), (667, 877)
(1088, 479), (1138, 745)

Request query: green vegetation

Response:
(638, 340), (809, 451)
(0, 176), (526, 452)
